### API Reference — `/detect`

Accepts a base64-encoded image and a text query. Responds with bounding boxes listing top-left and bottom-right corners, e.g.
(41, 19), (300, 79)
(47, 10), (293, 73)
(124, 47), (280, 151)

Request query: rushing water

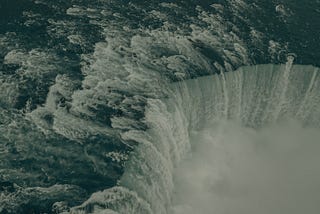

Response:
(1, 1), (320, 213)
(68, 60), (320, 213)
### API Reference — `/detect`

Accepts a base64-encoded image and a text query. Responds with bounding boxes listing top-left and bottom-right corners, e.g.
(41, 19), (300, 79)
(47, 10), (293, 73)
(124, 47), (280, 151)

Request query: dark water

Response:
(0, 0), (319, 213)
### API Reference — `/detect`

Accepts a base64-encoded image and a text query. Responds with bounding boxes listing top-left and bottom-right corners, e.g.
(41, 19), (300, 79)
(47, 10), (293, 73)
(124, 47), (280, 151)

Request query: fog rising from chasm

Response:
(171, 120), (320, 214)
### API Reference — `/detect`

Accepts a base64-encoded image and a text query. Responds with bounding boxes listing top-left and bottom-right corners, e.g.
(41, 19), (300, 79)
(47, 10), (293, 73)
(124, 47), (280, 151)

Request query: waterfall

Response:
(69, 63), (320, 214)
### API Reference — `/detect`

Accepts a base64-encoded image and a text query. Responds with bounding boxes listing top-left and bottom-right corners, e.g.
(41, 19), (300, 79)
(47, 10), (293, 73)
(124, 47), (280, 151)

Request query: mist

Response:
(170, 120), (320, 214)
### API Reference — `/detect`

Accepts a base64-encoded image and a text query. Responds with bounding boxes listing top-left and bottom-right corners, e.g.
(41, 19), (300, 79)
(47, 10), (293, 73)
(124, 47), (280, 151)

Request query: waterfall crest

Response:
(70, 64), (320, 214)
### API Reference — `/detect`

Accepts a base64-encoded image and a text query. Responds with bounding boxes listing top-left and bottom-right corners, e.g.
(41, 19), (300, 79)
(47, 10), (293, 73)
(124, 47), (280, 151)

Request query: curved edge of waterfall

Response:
(68, 63), (320, 214)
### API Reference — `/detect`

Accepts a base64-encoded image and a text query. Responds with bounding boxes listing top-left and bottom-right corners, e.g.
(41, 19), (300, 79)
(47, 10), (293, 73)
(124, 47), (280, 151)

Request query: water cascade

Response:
(70, 60), (320, 214)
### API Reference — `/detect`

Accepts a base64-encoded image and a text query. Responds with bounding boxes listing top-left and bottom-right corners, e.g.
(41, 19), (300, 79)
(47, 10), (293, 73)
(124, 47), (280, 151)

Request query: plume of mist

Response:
(170, 120), (320, 214)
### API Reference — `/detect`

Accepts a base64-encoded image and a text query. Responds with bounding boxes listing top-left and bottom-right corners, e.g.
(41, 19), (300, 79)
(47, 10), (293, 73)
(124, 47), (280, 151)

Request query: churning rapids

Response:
(66, 58), (320, 214)
(1, 1), (320, 213)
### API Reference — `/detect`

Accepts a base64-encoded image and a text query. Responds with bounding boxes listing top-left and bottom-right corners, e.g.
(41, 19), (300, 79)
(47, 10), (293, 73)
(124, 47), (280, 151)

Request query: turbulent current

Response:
(1, 1), (320, 214)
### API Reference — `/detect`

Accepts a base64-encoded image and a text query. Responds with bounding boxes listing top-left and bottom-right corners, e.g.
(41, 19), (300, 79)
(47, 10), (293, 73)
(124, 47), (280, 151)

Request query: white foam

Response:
(55, 2), (315, 213)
